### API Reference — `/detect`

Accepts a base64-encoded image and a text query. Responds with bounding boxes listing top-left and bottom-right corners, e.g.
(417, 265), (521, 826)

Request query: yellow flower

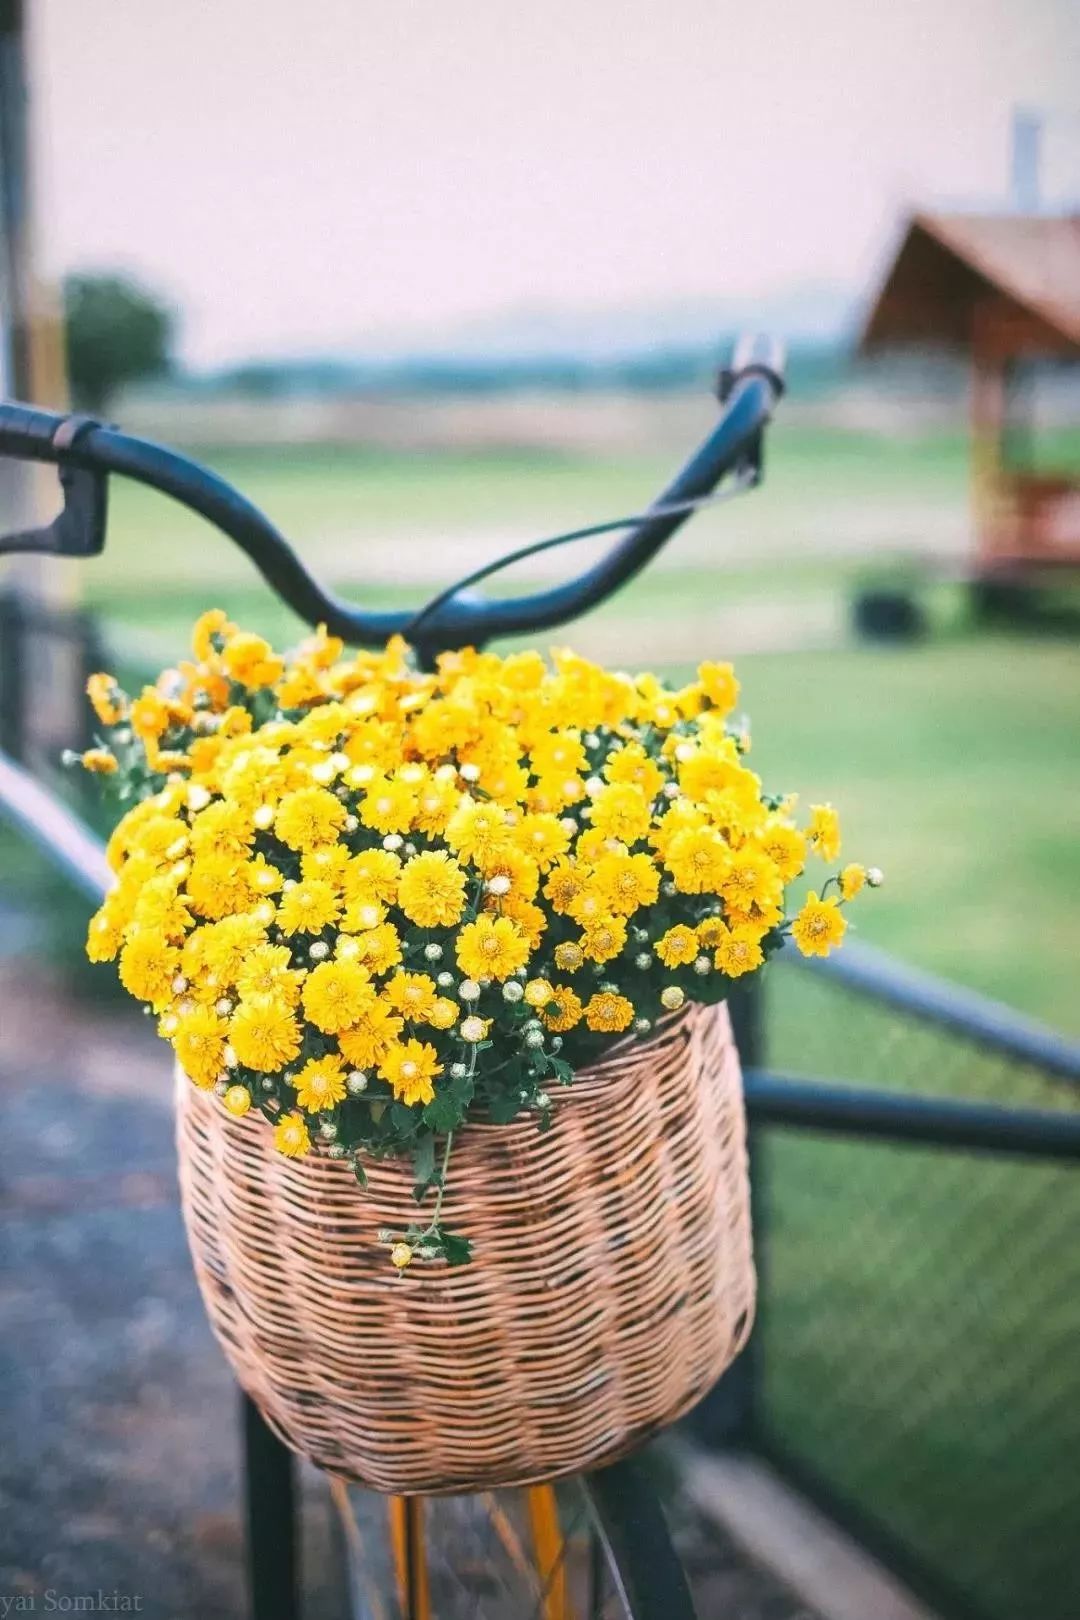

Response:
(190, 801), (255, 860)
(339, 1001), (404, 1068)
(223, 631), (283, 689)
(80, 747), (118, 775)
(588, 783), (651, 845)
(529, 730), (588, 780)
(174, 1005), (229, 1087)
(540, 985), (583, 1032)
(397, 851), (468, 928)
(427, 996), (459, 1030)
(300, 844), (351, 888)
(807, 804), (841, 863)
(378, 1039), (442, 1107)
(460, 1014), (490, 1043)
(840, 863), (867, 900)
(294, 1053), (347, 1113)
(665, 827), (730, 894)
(277, 879), (341, 937)
(757, 822), (807, 882)
(86, 900), (124, 963)
(591, 852), (660, 917)
(302, 958), (377, 1033)
(192, 608), (234, 661)
(697, 660), (740, 716)
(553, 941), (585, 973)
(579, 916), (627, 964)
(186, 853), (254, 920)
(585, 991), (634, 1033)
(445, 800), (512, 868)
(383, 971), (439, 1022)
(86, 672), (126, 726)
(130, 686), (171, 741)
(118, 932), (180, 1010)
(246, 853), (285, 897)
(274, 786), (347, 851)
(791, 891), (847, 958)
(344, 848), (401, 905)
(359, 774), (417, 835)
(543, 859), (587, 916)
(230, 995), (302, 1072)
(350, 922), (402, 976)
(712, 924), (765, 978)
(390, 1242), (413, 1270)
(235, 943), (305, 1005)
(194, 913), (269, 986)
(274, 1112), (311, 1158)
(720, 849), (783, 914)
(660, 985), (686, 1011)
(222, 1084), (252, 1118)
(456, 915), (531, 982)
(523, 978), (553, 1008)
(603, 741), (664, 801)
(655, 925), (698, 968)
(513, 813), (571, 871)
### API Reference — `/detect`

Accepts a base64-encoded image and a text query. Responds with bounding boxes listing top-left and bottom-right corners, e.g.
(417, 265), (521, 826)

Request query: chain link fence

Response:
(744, 956), (1080, 1620)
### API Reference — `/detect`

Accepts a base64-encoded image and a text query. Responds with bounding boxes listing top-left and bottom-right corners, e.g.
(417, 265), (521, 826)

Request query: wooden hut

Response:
(861, 213), (1080, 578)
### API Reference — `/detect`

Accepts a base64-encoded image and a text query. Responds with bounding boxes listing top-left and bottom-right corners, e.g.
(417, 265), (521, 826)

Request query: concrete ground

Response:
(0, 957), (815, 1620)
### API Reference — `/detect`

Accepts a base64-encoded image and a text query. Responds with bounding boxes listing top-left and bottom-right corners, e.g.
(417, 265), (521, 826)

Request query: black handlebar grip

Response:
(717, 333), (786, 402)
(0, 402), (71, 465)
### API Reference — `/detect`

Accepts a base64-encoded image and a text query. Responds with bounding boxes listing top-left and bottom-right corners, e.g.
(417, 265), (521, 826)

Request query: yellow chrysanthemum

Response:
(603, 741), (664, 801)
(543, 859), (587, 916)
(791, 892), (847, 958)
(806, 803), (841, 863)
(712, 924), (765, 978)
(584, 991), (634, 1033)
(348, 922), (402, 977)
(697, 660), (740, 716)
(455, 915), (531, 982)
(274, 1112), (311, 1158)
(590, 852), (660, 917)
(277, 879), (341, 937)
(293, 1053), (347, 1113)
(720, 849), (783, 914)
(339, 1000), (405, 1069)
(383, 972), (439, 1022)
(192, 607), (234, 661)
(274, 786), (347, 851)
(86, 672), (127, 726)
(117, 932), (180, 1010)
(222, 1084), (251, 1117)
(757, 822), (807, 882)
(655, 924), (699, 968)
(344, 848), (401, 905)
(553, 941), (585, 973)
(512, 813), (571, 871)
(840, 863), (866, 900)
(174, 1005), (229, 1087)
(523, 978), (553, 1008)
(588, 783), (651, 845)
(378, 1039), (442, 1108)
(397, 851), (468, 928)
(236, 943), (305, 1005)
(223, 631), (283, 689)
(86, 900), (124, 963)
(445, 800), (513, 868)
(540, 985), (583, 1032)
(302, 958), (377, 1033)
(665, 827), (730, 894)
(230, 995), (302, 1072)
(194, 913), (269, 986)
(579, 916), (627, 964)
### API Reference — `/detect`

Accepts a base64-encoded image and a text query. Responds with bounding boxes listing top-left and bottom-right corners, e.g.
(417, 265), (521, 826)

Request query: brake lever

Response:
(0, 414), (108, 560)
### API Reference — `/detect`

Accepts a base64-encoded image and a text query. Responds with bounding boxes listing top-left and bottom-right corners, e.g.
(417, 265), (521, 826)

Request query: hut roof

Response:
(861, 212), (1080, 353)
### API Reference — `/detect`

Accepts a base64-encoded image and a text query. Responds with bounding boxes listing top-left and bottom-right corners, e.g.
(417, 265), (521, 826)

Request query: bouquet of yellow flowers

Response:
(76, 611), (877, 1269)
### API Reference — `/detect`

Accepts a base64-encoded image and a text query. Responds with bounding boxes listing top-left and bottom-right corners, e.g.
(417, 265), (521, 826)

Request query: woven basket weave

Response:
(176, 999), (755, 1494)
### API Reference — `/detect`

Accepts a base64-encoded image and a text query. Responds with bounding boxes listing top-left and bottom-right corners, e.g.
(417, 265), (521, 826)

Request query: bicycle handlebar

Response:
(0, 336), (784, 656)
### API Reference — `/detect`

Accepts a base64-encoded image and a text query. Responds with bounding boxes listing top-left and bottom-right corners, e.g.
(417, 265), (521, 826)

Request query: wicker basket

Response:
(176, 1000), (755, 1494)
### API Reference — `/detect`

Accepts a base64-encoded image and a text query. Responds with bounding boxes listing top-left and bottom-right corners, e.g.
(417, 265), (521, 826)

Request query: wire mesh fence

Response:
(749, 958), (1080, 1620)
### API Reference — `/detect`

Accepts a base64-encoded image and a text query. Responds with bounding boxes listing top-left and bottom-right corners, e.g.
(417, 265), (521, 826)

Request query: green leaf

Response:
(487, 1092), (521, 1125)
(412, 1133), (436, 1200)
(438, 1230), (474, 1266)
(352, 1159), (368, 1188)
(423, 1093), (461, 1133)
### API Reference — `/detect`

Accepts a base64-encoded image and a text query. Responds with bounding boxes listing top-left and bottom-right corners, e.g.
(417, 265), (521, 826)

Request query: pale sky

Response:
(30, 0), (1080, 366)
